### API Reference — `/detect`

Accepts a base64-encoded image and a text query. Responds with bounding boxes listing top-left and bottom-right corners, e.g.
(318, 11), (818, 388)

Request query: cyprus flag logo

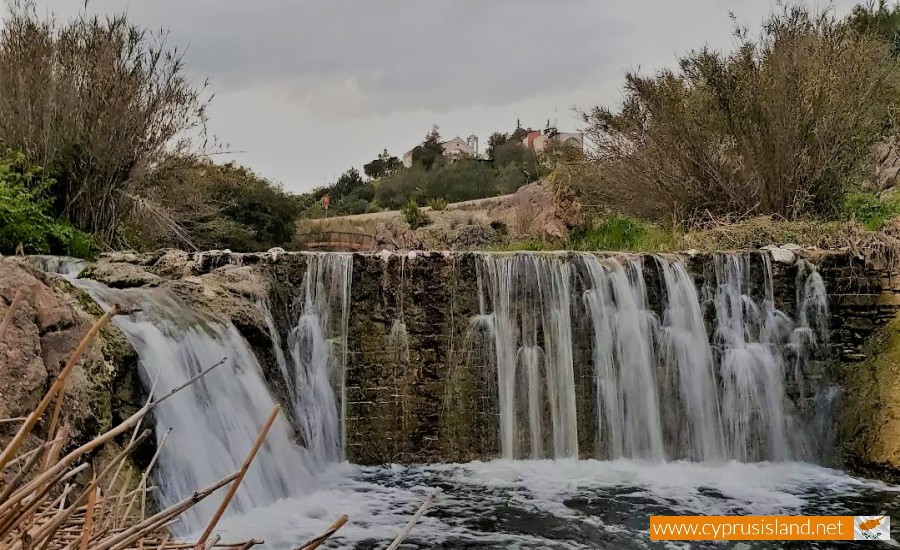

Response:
(854, 516), (890, 541)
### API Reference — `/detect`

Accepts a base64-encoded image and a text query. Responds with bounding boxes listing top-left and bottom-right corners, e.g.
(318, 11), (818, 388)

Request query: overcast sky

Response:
(9, 0), (860, 192)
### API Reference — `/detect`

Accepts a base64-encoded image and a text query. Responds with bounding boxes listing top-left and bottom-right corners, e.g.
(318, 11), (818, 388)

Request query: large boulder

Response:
(492, 182), (583, 240)
(0, 259), (141, 448)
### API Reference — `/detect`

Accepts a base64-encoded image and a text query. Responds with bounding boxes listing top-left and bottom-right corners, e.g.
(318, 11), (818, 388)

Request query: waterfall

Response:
(272, 253), (353, 464)
(476, 253), (578, 460)
(657, 258), (725, 461)
(580, 255), (665, 460)
(475, 251), (830, 463)
(72, 280), (313, 534)
(55, 253), (353, 533)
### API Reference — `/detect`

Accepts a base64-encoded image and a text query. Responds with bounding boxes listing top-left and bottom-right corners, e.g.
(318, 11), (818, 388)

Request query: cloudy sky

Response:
(11, 0), (860, 192)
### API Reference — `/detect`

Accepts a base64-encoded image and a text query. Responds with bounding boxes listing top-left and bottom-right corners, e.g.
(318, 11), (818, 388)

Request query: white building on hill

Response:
(402, 135), (479, 167)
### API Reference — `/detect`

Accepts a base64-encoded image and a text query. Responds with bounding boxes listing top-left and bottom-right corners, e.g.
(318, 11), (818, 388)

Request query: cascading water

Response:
(26, 251), (900, 549)
(271, 253), (352, 464)
(476, 253), (578, 460)
(71, 280), (313, 534)
(475, 251), (830, 463)
(41, 253), (353, 535)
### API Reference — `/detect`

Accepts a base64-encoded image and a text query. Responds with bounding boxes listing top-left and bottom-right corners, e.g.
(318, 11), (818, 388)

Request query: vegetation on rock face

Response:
(841, 309), (900, 479)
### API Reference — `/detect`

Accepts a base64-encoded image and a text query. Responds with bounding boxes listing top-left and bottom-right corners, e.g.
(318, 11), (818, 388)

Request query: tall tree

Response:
(363, 149), (401, 180)
(411, 125), (445, 170)
(486, 132), (509, 160)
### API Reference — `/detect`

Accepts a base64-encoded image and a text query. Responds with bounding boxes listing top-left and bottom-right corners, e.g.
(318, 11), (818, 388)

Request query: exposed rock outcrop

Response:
(841, 311), (900, 481)
(0, 259), (141, 450)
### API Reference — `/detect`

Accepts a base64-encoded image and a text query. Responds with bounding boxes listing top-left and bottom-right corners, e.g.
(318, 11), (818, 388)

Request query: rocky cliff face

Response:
(0, 258), (142, 459)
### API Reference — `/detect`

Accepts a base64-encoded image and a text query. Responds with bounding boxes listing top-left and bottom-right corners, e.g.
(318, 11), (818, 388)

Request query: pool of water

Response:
(211, 460), (900, 549)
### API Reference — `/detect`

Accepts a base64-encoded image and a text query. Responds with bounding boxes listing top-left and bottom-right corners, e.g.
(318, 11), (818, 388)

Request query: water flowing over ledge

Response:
(22, 248), (900, 545)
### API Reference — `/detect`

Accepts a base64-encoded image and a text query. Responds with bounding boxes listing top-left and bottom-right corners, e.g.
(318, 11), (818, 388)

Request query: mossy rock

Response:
(841, 311), (900, 481)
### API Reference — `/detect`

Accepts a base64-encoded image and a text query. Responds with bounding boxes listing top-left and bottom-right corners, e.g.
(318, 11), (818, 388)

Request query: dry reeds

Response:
(0, 289), (450, 549)
(0, 298), (268, 549)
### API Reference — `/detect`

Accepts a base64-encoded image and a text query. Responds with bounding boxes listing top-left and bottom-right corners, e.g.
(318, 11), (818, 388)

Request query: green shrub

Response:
(569, 215), (677, 252)
(401, 199), (431, 229)
(843, 192), (900, 230)
(580, 5), (899, 225)
(134, 159), (300, 251)
(0, 152), (96, 257)
(427, 198), (449, 211)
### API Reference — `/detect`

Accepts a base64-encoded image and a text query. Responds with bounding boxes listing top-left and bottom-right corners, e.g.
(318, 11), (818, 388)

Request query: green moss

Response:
(840, 311), (900, 479)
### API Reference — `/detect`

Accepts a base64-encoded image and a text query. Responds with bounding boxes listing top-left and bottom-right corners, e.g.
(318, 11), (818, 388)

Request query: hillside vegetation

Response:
(0, 2), (298, 256)
(8, 1), (900, 256)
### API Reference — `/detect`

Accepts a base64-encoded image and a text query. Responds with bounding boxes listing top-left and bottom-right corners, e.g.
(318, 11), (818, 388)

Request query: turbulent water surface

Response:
(213, 459), (900, 549)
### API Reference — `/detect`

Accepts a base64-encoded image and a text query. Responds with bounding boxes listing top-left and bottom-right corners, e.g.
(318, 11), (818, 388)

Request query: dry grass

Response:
(681, 216), (851, 250)
(682, 214), (900, 268)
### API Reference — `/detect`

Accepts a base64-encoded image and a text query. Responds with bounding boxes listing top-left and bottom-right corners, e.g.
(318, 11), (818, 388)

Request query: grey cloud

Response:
(41, 0), (627, 115)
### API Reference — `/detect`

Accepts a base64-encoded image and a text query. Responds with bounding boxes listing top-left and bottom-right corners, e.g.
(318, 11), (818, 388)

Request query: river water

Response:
(213, 459), (900, 549)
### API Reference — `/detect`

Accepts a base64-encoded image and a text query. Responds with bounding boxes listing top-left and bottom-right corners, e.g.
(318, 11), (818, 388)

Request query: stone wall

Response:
(71, 248), (900, 475)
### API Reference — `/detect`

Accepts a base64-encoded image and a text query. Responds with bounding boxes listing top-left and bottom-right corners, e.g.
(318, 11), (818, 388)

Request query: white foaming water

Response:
(22, 255), (85, 277)
(581, 255), (664, 460)
(73, 280), (313, 534)
(28, 251), (858, 547)
(712, 254), (792, 461)
(274, 253), (352, 464)
(476, 252), (828, 463)
(476, 253), (579, 460)
(657, 258), (725, 461)
(209, 459), (900, 549)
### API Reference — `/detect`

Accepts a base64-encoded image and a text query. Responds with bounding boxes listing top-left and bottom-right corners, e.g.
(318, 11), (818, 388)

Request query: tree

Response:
(0, 2), (210, 246)
(847, 0), (900, 55)
(363, 149), (401, 180)
(331, 168), (366, 199)
(423, 159), (497, 203)
(375, 164), (426, 208)
(411, 125), (445, 170)
(132, 159), (299, 251)
(579, 4), (899, 224)
(486, 132), (509, 160)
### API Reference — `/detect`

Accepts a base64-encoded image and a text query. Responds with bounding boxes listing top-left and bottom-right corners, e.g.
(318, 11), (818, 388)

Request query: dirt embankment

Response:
(294, 183), (583, 251)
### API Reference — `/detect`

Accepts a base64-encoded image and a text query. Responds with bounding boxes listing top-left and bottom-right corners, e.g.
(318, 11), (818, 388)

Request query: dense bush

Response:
(401, 199), (431, 229)
(844, 192), (900, 230)
(580, 5), (900, 226)
(130, 160), (299, 251)
(0, 152), (95, 257)
(427, 198), (448, 211)
(0, 3), (209, 245)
